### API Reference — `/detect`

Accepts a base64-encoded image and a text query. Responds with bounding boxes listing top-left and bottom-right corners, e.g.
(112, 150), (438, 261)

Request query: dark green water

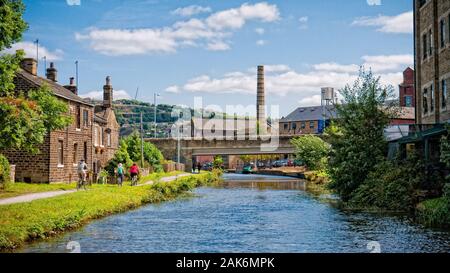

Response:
(20, 174), (450, 253)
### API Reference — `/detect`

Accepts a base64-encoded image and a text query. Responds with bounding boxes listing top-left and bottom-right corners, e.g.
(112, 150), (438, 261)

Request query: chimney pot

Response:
(69, 77), (75, 85)
(20, 58), (38, 76)
(46, 62), (58, 82)
(103, 76), (113, 108)
(64, 77), (78, 95)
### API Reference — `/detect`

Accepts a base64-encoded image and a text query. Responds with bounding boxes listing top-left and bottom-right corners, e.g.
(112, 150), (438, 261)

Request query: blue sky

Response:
(12, 0), (413, 116)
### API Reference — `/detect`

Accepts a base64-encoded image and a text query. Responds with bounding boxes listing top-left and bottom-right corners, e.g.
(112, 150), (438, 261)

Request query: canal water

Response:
(20, 174), (450, 253)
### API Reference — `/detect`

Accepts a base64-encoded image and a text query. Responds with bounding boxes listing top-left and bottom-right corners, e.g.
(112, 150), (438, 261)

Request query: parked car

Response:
(257, 161), (266, 169)
(202, 162), (213, 171)
(273, 159), (289, 168)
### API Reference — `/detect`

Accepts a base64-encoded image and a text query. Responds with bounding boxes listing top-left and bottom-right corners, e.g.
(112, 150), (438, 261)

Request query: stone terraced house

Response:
(1, 58), (119, 183)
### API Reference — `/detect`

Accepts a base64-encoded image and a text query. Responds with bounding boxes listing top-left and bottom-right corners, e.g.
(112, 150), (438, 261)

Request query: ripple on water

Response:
(19, 174), (450, 253)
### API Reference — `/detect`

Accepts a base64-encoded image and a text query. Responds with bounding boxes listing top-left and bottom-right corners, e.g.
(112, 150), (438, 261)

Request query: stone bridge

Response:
(146, 135), (296, 171)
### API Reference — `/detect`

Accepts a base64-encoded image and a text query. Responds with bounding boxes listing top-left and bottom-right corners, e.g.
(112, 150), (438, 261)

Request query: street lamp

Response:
(154, 93), (160, 138)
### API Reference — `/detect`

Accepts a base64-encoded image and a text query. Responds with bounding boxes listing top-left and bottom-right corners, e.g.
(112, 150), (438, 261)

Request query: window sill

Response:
(75, 128), (81, 132)
(57, 164), (64, 168)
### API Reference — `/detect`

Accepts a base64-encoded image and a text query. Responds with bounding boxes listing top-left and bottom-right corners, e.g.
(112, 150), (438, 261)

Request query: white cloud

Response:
(76, 2), (280, 55)
(313, 63), (359, 73)
(298, 16), (308, 23)
(298, 16), (308, 29)
(206, 40), (231, 51)
(256, 40), (266, 46)
(367, 0), (382, 6)
(79, 89), (131, 100)
(2, 41), (63, 61)
(255, 28), (265, 35)
(165, 85), (180, 93)
(206, 2), (279, 30)
(66, 0), (81, 6)
(298, 95), (322, 106)
(166, 54), (412, 100)
(352, 11), (413, 34)
(171, 5), (212, 17)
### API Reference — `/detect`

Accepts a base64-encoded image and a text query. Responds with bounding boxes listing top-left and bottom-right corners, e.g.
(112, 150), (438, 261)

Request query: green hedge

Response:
(0, 154), (10, 189)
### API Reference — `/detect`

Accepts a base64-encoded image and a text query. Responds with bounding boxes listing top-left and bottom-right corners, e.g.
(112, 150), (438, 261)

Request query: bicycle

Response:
(131, 174), (138, 186)
(77, 173), (87, 190)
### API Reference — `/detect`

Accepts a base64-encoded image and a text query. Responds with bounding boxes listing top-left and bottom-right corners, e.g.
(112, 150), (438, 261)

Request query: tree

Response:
(0, 1), (71, 188)
(291, 135), (330, 171)
(122, 131), (164, 171)
(327, 70), (397, 201)
(105, 139), (133, 176)
(213, 155), (223, 169)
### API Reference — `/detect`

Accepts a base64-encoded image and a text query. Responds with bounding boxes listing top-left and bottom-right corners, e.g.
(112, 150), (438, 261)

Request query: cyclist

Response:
(129, 163), (140, 186)
(117, 163), (124, 187)
(77, 159), (88, 190)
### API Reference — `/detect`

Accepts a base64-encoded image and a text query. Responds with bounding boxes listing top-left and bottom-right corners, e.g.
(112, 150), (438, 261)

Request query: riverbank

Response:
(0, 171), (221, 251)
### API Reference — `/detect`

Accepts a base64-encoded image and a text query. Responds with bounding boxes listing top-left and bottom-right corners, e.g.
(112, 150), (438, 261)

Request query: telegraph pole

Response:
(75, 61), (79, 89)
(154, 93), (160, 138)
(140, 112), (144, 167)
(43, 56), (47, 71)
(34, 39), (39, 71)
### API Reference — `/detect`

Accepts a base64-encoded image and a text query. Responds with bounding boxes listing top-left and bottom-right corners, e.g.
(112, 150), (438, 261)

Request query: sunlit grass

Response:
(0, 183), (76, 199)
(0, 171), (220, 251)
(0, 171), (187, 199)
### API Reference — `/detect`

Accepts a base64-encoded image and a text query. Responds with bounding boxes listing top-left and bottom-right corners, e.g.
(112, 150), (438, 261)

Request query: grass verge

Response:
(416, 197), (450, 228)
(0, 171), (221, 251)
(0, 183), (76, 200)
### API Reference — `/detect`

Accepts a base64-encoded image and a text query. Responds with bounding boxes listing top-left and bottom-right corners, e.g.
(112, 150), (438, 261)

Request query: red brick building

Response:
(399, 67), (415, 107)
(2, 58), (119, 183)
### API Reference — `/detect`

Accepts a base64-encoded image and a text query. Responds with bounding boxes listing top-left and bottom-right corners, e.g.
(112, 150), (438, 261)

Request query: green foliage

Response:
(348, 155), (424, 211)
(213, 155), (223, 169)
(417, 197), (450, 228)
(123, 131), (164, 171)
(0, 50), (24, 96)
(0, 0), (28, 51)
(291, 135), (330, 171)
(327, 70), (397, 201)
(28, 85), (72, 132)
(0, 2), (71, 153)
(0, 172), (220, 250)
(0, 154), (11, 189)
(105, 140), (133, 176)
(0, 86), (71, 153)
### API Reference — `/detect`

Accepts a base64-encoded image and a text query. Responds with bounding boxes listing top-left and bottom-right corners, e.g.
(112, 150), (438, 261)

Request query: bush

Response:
(0, 154), (11, 189)
(213, 155), (224, 169)
(105, 140), (133, 176)
(417, 197), (450, 228)
(348, 156), (424, 211)
(291, 135), (330, 171)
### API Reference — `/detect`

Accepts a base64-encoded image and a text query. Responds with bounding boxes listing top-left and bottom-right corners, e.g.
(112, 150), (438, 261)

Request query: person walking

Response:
(117, 163), (124, 187)
(197, 162), (202, 173)
(129, 163), (140, 186)
(77, 159), (88, 190)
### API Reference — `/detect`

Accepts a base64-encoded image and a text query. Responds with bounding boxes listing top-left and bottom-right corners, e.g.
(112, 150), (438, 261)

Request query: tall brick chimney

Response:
(256, 65), (265, 130)
(64, 77), (78, 95)
(103, 76), (113, 108)
(20, 58), (37, 76)
(46, 62), (57, 82)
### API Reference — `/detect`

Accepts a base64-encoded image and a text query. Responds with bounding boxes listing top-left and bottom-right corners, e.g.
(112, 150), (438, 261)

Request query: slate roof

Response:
(16, 69), (93, 106)
(280, 105), (337, 122)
